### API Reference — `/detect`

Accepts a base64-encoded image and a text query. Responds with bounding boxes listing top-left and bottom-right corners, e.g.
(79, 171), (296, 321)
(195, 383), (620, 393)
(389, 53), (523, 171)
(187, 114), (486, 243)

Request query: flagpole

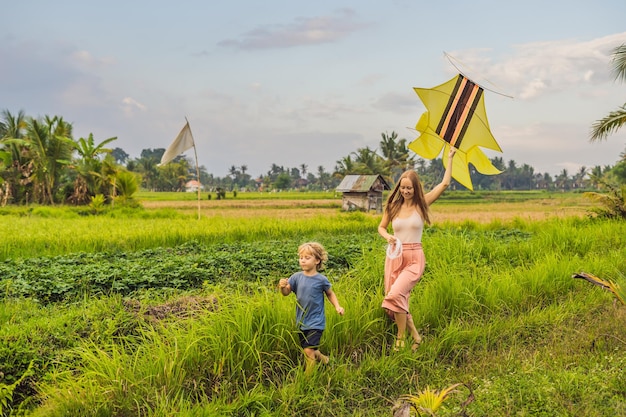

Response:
(186, 117), (201, 220)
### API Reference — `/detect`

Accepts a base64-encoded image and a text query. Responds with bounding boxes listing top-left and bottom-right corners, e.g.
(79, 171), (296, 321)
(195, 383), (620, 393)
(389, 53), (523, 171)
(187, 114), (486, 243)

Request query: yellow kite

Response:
(409, 74), (503, 190)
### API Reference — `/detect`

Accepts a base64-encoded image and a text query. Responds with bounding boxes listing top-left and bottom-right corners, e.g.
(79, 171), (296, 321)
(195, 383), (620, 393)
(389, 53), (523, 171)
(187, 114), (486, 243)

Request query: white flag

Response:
(159, 122), (195, 166)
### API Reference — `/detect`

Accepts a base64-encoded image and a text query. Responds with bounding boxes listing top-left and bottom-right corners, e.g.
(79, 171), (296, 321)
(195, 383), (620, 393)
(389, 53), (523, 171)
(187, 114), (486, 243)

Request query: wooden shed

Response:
(335, 174), (390, 213)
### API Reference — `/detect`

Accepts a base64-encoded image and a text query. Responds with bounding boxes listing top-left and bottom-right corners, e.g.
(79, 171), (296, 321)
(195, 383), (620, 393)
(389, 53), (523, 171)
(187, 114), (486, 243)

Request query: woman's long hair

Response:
(384, 170), (431, 224)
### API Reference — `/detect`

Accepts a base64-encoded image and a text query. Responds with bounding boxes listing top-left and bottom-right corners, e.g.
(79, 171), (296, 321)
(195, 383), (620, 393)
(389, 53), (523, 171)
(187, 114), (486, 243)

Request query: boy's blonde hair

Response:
(298, 242), (328, 271)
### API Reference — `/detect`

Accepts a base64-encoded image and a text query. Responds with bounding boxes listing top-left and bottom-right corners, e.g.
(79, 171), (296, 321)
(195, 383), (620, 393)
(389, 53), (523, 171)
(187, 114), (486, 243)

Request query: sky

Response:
(2, 0), (626, 179)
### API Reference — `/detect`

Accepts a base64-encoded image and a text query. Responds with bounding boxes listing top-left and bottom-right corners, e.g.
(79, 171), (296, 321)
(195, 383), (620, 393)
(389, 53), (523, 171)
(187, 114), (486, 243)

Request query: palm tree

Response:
(136, 156), (159, 191)
(379, 132), (397, 161)
(0, 110), (28, 203)
(590, 44), (626, 141)
(316, 165), (331, 190)
(157, 158), (190, 191)
(0, 110), (27, 154)
(227, 165), (240, 189)
(572, 166), (588, 189)
(587, 44), (626, 218)
(352, 147), (385, 175)
(22, 116), (74, 204)
(99, 154), (121, 200)
(414, 158), (427, 176)
(114, 170), (139, 205)
(378, 131), (413, 181)
(74, 133), (117, 167)
(555, 169), (570, 191)
(498, 160), (516, 190)
(72, 133), (118, 202)
(396, 138), (415, 171)
(334, 155), (357, 178)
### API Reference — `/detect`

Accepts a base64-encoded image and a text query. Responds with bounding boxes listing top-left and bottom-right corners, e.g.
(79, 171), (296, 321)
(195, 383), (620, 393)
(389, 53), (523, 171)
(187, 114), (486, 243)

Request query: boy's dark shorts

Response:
(299, 329), (323, 349)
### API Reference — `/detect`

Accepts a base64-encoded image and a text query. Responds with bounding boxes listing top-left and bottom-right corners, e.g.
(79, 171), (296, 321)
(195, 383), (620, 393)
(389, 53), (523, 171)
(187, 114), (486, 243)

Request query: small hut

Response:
(336, 174), (390, 213)
(185, 180), (204, 192)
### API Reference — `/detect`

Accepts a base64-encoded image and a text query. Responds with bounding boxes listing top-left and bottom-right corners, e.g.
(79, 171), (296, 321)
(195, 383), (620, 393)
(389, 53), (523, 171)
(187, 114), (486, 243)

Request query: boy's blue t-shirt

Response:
(288, 271), (331, 331)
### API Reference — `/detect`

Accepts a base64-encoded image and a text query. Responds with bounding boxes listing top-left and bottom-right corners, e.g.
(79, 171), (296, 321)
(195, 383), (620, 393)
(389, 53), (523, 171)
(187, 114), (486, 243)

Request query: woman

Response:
(378, 147), (456, 351)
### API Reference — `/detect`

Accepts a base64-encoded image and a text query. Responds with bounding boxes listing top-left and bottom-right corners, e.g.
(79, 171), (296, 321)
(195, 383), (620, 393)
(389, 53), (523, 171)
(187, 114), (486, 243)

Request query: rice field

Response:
(1, 190), (625, 416)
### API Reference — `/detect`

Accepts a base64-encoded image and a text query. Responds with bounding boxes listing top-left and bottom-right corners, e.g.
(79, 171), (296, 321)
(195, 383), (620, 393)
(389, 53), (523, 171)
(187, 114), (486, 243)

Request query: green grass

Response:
(0, 210), (377, 261)
(1, 198), (625, 416)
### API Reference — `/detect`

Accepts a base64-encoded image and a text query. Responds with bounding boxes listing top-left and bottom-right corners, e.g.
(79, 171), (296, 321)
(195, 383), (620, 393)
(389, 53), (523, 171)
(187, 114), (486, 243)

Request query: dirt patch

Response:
(432, 200), (590, 223)
(124, 295), (218, 322)
(140, 197), (593, 223)
(141, 199), (340, 209)
(142, 199), (343, 220)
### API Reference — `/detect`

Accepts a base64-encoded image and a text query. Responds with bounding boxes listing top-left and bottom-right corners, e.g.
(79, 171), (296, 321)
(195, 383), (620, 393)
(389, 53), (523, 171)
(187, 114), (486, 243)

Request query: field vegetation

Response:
(1, 191), (625, 416)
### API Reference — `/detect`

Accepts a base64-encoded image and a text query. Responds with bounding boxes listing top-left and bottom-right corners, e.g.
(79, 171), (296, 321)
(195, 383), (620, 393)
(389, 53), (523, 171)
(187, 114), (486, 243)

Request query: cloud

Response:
(204, 130), (363, 176)
(121, 97), (147, 117)
(448, 32), (626, 100)
(217, 9), (369, 50)
(371, 91), (416, 113)
(0, 39), (76, 96)
(356, 73), (386, 87)
(3, 13), (624, 180)
(0, 38), (119, 126)
(493, 122), (626, 176)
(70, 50), (115, 69)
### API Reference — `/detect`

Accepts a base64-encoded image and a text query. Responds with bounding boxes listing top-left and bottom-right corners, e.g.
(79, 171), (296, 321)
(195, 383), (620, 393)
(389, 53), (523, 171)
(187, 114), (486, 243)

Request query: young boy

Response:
(279, 242), (344, 372)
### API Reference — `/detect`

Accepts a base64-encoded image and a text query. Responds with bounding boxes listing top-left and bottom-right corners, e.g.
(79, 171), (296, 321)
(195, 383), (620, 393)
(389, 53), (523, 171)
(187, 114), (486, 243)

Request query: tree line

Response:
(1, 109), (624, 207)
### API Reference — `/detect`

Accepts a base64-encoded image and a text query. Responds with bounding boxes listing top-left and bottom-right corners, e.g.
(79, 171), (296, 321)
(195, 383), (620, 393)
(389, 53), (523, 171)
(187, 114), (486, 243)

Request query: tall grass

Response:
(3, 205), (626, 415)
(0, 210), (379, 261)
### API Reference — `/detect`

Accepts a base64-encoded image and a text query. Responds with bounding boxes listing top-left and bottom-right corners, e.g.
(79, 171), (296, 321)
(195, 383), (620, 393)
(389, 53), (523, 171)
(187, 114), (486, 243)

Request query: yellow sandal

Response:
(393, 339), (405, 351)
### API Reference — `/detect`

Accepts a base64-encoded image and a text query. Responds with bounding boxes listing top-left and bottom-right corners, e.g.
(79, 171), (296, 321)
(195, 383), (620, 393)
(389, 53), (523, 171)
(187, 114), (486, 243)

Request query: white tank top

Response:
(392, 211), (424, 243)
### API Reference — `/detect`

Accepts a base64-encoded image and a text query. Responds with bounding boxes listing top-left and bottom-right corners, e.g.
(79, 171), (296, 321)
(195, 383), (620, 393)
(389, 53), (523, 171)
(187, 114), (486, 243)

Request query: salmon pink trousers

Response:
(381, 242), (425, 319)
